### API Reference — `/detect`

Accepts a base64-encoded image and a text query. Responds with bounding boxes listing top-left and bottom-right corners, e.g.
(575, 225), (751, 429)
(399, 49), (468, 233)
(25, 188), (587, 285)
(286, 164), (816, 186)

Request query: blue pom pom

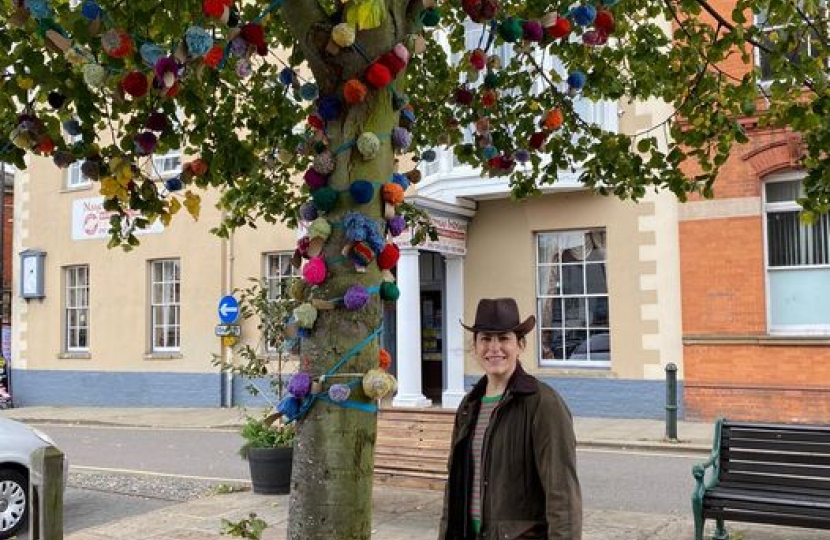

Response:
(401, 108), (416, 125)
(483, 145), (498, 160)
(185, 26), (213, 57)
(278, 67), (295, 86)
(62, 119), (82, 137)
(165, 176), (183, 192)
(317, 96), (342, 121)
(25, 0), (51, 19)
(277, 395), (302, 419)
(567, 70), (587, 90)
(421, 149), (437, 163)
(140, 43), (166, 68)
(299, 83), (319, 101)
(571, 5), (597, 27)
(349, 180), (375, 204)
(391, 172), (410, 190)
(80, 0), (102, 20)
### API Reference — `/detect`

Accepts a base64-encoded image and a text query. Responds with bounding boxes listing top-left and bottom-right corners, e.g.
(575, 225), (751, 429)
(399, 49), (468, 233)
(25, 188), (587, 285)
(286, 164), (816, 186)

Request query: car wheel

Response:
(0, 469), (28, 540)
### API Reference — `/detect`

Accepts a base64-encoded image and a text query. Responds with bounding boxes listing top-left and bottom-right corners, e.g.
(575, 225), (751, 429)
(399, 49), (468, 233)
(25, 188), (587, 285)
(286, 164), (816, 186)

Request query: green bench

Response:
(692, 418), (830, 540)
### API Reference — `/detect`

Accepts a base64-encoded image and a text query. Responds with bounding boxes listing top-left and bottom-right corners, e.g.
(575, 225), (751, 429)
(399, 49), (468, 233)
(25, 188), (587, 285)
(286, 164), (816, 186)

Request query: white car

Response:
(0, 418), (64, 540)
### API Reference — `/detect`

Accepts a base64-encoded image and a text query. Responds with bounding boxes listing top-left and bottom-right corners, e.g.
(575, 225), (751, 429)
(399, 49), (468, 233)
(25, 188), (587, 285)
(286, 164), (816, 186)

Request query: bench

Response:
(691, 418), (830, 540)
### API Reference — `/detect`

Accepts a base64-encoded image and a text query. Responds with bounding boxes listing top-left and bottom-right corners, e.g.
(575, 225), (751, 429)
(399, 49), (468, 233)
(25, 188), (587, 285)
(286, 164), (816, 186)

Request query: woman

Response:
(438, 297), (582, 540)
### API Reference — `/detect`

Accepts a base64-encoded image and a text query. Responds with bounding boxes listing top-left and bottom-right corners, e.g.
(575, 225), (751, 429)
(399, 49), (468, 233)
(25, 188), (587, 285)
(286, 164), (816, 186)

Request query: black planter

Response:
(248, 446), (293, 494)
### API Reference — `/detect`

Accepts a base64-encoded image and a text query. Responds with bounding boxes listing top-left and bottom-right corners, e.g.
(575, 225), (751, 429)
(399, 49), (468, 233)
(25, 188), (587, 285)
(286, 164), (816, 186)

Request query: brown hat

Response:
(461, 298), (536, 336)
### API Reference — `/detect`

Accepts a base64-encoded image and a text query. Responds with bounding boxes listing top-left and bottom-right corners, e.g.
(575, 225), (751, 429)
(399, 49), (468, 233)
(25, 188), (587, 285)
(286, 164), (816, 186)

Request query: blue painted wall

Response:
(465, 375), (685, 420)
(10, 369), (222, 407)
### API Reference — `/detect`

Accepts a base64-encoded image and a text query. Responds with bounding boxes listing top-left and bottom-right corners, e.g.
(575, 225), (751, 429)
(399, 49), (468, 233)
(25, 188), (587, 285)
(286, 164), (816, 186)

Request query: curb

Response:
(579, 439), (711, 455)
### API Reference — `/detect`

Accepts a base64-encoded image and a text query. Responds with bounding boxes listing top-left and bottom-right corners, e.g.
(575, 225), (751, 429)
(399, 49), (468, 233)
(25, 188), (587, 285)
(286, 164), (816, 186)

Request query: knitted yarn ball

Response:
(350, 241), (375, 267)
(377, 243), (400, 270)
(342, 213), (382, 248)
(379, 348), (392, 370)
(308, 217), (331, 240)
(81, 160), (101, 180)
(391, 172), (410, 190)
(140, 43), (165, 67)
(344, 284), (370, 310)
(583, 30), (608, 46)
(400, 108), (416, 127)
(406, 167), (422, 185)
(380, 281), (401, 301)
(165, 176), (184, 191)
(313, 151), (336, 175)
(289, 278), (308, 301)
(277, 395), (302, 419)
(461, 0), (499, 23)
(381, 182), (405, 205)
(121, 71), (149, 98)
(302, 256), (327, 285)
(154, 57), (179, 87)
(594, 10), (615, 33)
(279, 67), (296, 86)
(378, 52), (406, 78)
(293, 303), (318, 329)
(350, 180), (375, 204)
(421, 7), (441, 27)
(481, 89), (498, 108)
(312, 187), (338, 213)
(365, 63), (393, 89)
(81, 1), (102, 20)
(393, 43), (410, 64)
(202, 0), (226, 18)
(53, 151), (75, 169)
(483, 72), (500, 89)
(421, 149), (437, 163)
(331, 23), (356, 47)
(567, 70), (587, 90)
(454, 87), (474, 105)
(391, 127), (412, 151)
(101, 28), (133, 58)
(469, 49), (486, 70)
(571, 5), (597, 26)
(356, 132), (381, 160)
(482, 145), (498, 160)
(296, 236), (311, 259)
(499, 17), (523, 43)
(304, 167), (328, 190)
(82, 64), (107, 88)
(185, 26), (213, 57)
(529, 131), (548, 150)
(387, 215), (406, 237)
(523, 20), (544, 42)
(328, 384), (351, 403)
(317, 96), (342, 121)
(300, 82), (319, 101)
(343, 79), (368, 104)
(236, 59), (252, 79)
(543, 108), (564, 130)
(547, 16), (572, 38)
(299, 202), (318, 222)
(287, 372), (313, 399)
(62, 119), (82, 137)
(363, 369), (397, 399)
(134, 131), (158, 155)
(241, 23), (267, 55)
(44, 91), (64, 110)
(514, 149), (531, 163)
(146, 112), (169, 132)
(203, 45), (224, 68)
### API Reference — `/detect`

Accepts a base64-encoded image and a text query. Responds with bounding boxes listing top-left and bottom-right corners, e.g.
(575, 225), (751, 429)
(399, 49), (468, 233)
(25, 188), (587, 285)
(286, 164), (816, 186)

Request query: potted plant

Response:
(239, 411), (296, 494)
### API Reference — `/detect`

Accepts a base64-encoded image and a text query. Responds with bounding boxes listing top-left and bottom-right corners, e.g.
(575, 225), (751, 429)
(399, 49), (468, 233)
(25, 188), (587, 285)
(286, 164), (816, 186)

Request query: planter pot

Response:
(248, 446), (293, 494)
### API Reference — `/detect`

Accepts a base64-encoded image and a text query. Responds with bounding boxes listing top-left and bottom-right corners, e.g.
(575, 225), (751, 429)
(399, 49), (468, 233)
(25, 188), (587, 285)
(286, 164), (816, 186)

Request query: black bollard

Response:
(665, 362), (678, 441)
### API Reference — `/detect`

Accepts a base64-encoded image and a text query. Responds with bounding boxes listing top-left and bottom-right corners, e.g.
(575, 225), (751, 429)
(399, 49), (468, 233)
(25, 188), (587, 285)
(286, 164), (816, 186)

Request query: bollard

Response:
(29, 446), (64, 540)
(665, 363), (678, 441)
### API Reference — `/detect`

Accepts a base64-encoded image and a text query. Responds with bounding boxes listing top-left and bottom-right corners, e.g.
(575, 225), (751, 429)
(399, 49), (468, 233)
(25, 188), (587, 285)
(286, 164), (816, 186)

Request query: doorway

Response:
(420, 252), (444, 404)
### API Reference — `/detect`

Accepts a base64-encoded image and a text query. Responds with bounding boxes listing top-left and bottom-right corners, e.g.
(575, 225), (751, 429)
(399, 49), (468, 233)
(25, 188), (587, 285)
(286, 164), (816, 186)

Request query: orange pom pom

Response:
(543, 108), (564, 130)
(379, 348), (392, 370)
(381, 182), (405, 205)
(343, 79), (368, 104)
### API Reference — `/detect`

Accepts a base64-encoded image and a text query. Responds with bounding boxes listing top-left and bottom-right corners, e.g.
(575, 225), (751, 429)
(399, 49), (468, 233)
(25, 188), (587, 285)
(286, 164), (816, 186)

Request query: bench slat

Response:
(724, 460), (830, 478)
(725, 426), (830, 444)
(720, 470), (830, 491)
(724, 449), (830, 467)
(721, 437), (830, 454)
(703, 508), (830, 530)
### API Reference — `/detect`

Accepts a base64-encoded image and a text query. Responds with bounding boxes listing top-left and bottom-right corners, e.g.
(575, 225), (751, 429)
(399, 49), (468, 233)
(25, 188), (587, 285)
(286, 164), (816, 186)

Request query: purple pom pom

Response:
(350, 180), (374, 204)
(317, 96), (342, 121)
(391, 127), (412, 150)
(514, 149), (531, 163)
(134, 131), (158, 155)
(328, 384), (351, 403)
(344, 284), (370, 310)
(304, 167), (328, 189)
(387, 215), (406, 237)
(287, 372), (313, 399)
(299, 202), (318, 222)
(522, 20), (544, 42)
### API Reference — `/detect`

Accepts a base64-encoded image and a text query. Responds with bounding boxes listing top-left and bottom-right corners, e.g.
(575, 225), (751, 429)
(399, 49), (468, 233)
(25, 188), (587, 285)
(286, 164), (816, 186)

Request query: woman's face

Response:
(474, 331), (524, 381)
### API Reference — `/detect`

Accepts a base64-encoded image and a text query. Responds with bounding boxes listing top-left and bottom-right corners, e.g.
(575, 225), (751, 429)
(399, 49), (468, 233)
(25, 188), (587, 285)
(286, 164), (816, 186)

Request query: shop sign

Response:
(72, 197), (164, 240)
(399, 215), (467, 255)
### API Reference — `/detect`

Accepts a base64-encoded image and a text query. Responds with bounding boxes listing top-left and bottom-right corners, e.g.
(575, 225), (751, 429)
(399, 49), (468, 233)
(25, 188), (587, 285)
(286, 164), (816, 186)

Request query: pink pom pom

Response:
(393, 43), (410, 65)
(302, 256), (327, 285)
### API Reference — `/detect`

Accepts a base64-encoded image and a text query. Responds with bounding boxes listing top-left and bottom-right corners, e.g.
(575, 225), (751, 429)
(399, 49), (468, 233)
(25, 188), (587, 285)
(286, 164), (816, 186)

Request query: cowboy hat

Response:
(461, 297), (536, 335)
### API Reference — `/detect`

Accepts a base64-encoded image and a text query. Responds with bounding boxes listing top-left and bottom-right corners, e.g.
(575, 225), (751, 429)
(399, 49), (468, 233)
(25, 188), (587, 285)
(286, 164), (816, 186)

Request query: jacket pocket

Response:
(487, 520), (546, 540)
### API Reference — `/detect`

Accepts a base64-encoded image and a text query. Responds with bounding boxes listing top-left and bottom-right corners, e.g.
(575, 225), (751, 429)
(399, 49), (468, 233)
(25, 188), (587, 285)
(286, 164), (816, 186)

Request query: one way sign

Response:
(218, 295), (240, 324)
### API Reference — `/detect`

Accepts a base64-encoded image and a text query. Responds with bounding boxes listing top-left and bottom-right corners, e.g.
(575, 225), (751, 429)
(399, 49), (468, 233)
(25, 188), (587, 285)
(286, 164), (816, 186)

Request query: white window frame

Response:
(264, 252), (298, 351)
(65, 134), (92, 189)
(754, 3), (829, 84)
(64, 265), (89, 352)
(763, 172), (830, 335)
(150, 259), (181, 352)
(152, 150), (182, 178)
(536, 229), (610, 368)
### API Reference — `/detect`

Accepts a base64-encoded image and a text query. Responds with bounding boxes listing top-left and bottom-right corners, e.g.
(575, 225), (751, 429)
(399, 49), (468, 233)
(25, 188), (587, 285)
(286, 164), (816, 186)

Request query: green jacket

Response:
(438, 363), (582, 540)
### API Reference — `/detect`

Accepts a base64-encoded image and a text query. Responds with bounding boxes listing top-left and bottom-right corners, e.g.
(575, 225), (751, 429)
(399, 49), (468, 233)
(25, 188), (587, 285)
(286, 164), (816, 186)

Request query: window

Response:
(66, 160), (91, 188)
(64, 265), (89, 351)
(764, 174), (830, 334)
(265, 252), (298, 351)
(755, 4), (826, 82)
(152, 151), (182, 178)
(536, 229), (610, 366)
(150, 259), (181, 351)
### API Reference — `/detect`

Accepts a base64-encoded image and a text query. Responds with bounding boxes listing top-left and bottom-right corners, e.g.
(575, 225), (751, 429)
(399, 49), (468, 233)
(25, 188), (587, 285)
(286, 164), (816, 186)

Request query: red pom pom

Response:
(481, 89), (498, 108)
(455, 87), (474, 105)
(529, 131), (548, 151)
(365, 62), (393, 89)
(203, 45), (224, 68)
(547, 17), (571, 39)
(461, 0), (499, 23)
(594, 10), (615, 34)
(36, 136), (55, 155)
(121, 71), (149, 98)
(378, 243), (400, 270)
(202, 0), (225, 18)
(241, 23), (267, 55)
(343, 79), (368, 104)
(469, 49), (486, 70)
(307, 114), (325, 130)
(378, 52), (406, 78)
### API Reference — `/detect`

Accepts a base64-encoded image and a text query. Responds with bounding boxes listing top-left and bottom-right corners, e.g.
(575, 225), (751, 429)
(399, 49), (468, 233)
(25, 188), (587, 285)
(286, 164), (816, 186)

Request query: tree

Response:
(2, 0), (829, 538)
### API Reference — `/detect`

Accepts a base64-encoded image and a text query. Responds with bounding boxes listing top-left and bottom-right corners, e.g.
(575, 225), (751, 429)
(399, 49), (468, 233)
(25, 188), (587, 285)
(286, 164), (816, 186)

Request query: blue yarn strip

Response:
(254, 0), (286, 23)
(327, 324), (383, 377)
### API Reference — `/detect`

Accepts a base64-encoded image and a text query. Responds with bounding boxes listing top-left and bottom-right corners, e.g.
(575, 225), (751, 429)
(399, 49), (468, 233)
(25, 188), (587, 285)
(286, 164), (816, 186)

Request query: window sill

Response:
(58, 351), (91, 360)
(144, 352), (183, 361)
(683, 334), (830, 346)
(60, 184), (94, 193)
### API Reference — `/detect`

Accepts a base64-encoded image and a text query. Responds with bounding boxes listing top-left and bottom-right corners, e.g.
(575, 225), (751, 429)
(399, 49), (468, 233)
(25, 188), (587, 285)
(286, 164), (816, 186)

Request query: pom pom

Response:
(202, 0), (226, 18)
(302, 256), (327, 285)
(571, 5), (597, 26)
(567, 70), (587, 91)
(140, 43), (165, 68)
(455, 87), (474, 105)
(393, 43), (410, 64)
(582, 30), (608, 46)
(499, 17), (523, 43)
(81, 1), (102, 20)
(296, 236), (311, 259)
(380, 281), (400, 301)
(391, 172), (410, 190)
(332, 23), (356, 47)
(543, 108), (564, 130)
(381, 183), (405, 205)
(356, 132), (381, 160)
(165, 176), (183, 192)
(378, 243), (400, 270)
(469, 49), (487, 71)
(547, 16), (572, 39)
(400, 108), (416, 128)
(328, 384), (351, 403)
(81, 160), (101, 180)
(300, 83), (319, 101)
(379, 348), (392, 370)
(343, 79), (368, 104)
(421, 149), (437, 163)
(312, 187), (338, 213)
(405, 168), (423, 185)
(391, 127), (412, 151)
(82, 64), (107, 89)
(53, 151), (75, 169)
(307, 114), (325, 131)
(317, 95), (342, 121)
(307, 217), (331, 240)
(365, 63), (393, 89)
(312, 151), (336, 175)
(101, 29), (133, 59)
(529, 131), (548, 150)
(523, 20), (544, 42)
(204, 45), (224, 68)
(487, 55), (502, 70)
(481, 89), (498, 108)
(154, 57), (179, 88)
(279, 68), (296, 86)
(293, 303), (318, 329)
(63, 119), (82, 137)
(241, 23), (267, 55)
(461, 0), (499, 23)
(299, 202), (318, 222)
(146, 112), (169, 132)
(421, 7), (440, 26)
(287, 372), (313, 399)
(594, 9), (615, 34)
(344, 284), (370, 310)
(378, 52), (406, 77)
(236, 59), (252, 78)
(363, 369), (397, 399)
(121, 71), (149, 98)
(483, 72), (500, 89)
(514, 149), (531, 163)
(387, 215), (406, 237)
(185, 26), (213, 57)
(134, 131), (158, 155)
(304, 167), (328, 190)
(482, 145), (498, 160)
(343, 212), (384, 252)
(277, 395), (301, 418)
(350, 180), (375, 204)
(47, 92), (66, 109)
(350, 241), (375, 267)
(290, 279), (308, 300)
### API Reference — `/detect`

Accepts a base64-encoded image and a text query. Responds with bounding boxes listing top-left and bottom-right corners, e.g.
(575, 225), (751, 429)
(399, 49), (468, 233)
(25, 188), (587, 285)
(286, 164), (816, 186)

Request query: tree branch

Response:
(281, 0), (334, 84)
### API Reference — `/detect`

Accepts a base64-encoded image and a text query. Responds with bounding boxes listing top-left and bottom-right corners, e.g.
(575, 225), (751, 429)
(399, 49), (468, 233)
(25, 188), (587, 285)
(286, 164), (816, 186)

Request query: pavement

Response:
(3, 406), (826, 540)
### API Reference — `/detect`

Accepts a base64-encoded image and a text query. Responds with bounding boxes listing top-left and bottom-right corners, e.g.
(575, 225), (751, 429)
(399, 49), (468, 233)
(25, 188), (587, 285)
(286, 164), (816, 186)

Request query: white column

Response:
(392, 247), (432, 408)
(442, 255), (467, 409)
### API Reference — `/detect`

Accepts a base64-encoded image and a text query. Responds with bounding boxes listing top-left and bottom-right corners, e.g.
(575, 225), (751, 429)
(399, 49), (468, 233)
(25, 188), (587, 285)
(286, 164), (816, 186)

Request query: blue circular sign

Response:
(218, 295), (240, 324)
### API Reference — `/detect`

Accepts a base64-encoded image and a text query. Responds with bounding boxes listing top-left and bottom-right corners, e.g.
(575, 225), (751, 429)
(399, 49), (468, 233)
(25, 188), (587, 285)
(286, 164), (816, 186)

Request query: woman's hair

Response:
(472, 331), (528, 347)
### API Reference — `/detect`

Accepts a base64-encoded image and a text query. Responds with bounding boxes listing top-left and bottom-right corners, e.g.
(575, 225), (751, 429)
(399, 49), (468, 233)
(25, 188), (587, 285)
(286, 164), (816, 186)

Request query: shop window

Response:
(764, 174), (830, 334)
(64, 265), (89, 351)
(150, 259), (181, 351)
(536, 229), (610, 366)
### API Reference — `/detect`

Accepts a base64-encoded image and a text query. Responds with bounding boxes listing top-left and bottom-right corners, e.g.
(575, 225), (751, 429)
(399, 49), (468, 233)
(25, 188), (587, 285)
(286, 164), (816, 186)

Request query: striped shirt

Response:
(471, 394), (502, 534)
